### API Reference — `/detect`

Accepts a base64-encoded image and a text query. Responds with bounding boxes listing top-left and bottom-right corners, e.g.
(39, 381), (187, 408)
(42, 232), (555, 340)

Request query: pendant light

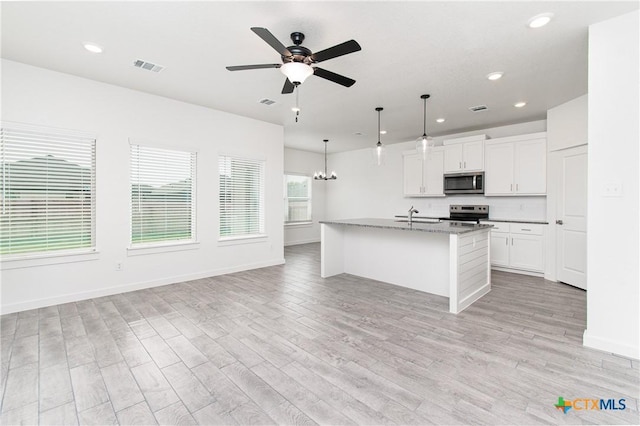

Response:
(416, 94), (435, 160)
(373, 107), (385, 166)
(314, 139), (337, 180)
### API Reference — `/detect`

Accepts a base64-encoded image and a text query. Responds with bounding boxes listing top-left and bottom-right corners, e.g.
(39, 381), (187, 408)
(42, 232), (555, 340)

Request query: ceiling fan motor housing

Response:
(284, 32), (313, 64)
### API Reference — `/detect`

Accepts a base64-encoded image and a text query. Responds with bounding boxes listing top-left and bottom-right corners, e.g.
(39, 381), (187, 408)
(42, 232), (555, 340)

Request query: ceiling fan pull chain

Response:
(295, 85), (300, 123)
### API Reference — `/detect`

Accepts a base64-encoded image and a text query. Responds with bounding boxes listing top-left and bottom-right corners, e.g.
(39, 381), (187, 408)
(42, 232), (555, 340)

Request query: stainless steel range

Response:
(440, 205), (489, 224)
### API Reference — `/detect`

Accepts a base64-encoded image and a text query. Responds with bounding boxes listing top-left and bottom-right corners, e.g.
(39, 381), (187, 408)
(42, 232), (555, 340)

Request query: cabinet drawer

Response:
(482, 221), (509, 233)
(510, 224), (544, 235)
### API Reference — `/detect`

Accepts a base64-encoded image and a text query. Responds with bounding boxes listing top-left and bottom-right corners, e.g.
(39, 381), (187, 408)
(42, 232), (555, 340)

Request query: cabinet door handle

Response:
(464, 161), (466, 169)
(516, 183), (519, 191)
(521, 228), (531, 231)
(556, 220), (564, 225)
(505, 237), (508, 245)
(511, 238), (514, 246)
(510, 183), (513, 192)
(459, 161), (462, 169)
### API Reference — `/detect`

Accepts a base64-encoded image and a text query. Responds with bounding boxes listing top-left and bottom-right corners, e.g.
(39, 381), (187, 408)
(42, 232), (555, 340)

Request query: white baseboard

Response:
(583, 329), (640, 360)
(0, 258), (285, 315)
(492, 266), (544, 278)
(284, 238), (320, 247)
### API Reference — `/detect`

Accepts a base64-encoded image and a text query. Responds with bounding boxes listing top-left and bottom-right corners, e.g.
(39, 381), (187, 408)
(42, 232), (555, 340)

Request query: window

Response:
(284, 174), (312, 224)
(0, 124), (96, 256)
(130, 144), (196, 246)
(219, 155), (265, 239)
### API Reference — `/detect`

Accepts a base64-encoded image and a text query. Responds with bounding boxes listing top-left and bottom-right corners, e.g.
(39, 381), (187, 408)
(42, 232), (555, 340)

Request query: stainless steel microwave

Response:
(444, 172), (484, 194)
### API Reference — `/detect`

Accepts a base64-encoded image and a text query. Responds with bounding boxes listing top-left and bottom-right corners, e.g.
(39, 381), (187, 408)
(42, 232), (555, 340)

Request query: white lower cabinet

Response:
(483, 221), (545, 274)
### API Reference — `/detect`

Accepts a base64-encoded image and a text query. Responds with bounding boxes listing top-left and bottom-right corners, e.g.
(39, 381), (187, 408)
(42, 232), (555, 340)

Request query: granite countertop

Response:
(394, 215), (548, 225)
(481, 218), (549, 225)
(320, 218), (493, 235)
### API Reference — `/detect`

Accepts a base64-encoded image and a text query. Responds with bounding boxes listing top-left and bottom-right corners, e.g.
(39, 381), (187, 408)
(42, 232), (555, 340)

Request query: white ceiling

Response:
(2, 1), (637, 153)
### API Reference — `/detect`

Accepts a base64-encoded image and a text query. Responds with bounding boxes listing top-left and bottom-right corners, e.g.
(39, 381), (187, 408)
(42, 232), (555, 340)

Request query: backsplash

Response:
(399, 195), (546, 221)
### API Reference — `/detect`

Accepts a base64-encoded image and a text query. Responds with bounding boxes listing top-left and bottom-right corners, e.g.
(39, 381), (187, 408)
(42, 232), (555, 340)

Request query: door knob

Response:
(556, 220), (564, 225)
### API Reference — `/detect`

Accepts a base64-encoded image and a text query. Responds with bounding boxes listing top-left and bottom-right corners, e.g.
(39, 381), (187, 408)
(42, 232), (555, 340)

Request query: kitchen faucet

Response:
(408, 206), (419, 225)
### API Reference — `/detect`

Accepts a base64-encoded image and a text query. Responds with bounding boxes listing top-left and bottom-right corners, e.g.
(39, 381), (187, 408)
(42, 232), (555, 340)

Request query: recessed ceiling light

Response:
(514, 101), (527, 108)
(379, 130), (387, 135)
(82, 42), (103, 54)
(487, 72), (504, 81)
(528, 13), (554, 29)
(436, 118), (446, 123)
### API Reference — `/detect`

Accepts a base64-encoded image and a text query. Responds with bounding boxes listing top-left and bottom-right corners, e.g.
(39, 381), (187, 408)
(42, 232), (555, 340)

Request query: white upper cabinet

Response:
(403, 153), (424, 196)
(443, 140), (485, 173)
(484, 132), (547, 196)
(403, 148), (445, 197)
(485, 143), (515, 195)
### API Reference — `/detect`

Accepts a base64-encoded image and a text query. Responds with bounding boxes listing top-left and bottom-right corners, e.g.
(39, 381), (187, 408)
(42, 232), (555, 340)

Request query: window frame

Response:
(284, 172), (313, 225)
(0, 121), (97, 265)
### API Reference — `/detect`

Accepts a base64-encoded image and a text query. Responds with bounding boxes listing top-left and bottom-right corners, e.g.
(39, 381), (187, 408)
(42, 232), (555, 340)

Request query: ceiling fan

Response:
(226, 27), (361, 94)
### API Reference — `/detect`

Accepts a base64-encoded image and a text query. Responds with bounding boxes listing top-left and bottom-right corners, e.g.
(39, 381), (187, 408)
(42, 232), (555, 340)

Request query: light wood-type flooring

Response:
(1, 243), (638, 425)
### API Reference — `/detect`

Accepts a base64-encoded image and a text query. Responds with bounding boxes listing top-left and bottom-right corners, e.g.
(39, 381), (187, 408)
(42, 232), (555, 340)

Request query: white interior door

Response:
(557, 145), (588, 289)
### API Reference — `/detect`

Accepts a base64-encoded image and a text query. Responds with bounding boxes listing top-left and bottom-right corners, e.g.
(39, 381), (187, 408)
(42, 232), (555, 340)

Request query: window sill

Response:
(218, 234), (268, 246)
(0, 249), (100, 270)
(127, 241), (200, 256)
(284, 221), (314, 228)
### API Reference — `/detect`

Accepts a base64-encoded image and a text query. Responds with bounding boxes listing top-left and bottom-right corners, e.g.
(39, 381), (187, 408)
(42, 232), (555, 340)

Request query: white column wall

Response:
(0, 60), (285, 314)
(584, 11), (640, 359)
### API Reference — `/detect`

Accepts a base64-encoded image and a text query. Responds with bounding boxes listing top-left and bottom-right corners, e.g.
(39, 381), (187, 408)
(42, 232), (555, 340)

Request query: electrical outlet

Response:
(603, 183), (623, 197)
(115, 262), (123, 271)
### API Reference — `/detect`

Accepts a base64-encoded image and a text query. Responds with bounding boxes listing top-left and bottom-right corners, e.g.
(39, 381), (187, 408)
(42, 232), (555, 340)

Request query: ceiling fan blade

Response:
(226, 64), (281, 71)
(313, 67), (356, 87)
(311, 40), (361, 63)
(251, 27), (291, 56)
(281, 78), (295, 94)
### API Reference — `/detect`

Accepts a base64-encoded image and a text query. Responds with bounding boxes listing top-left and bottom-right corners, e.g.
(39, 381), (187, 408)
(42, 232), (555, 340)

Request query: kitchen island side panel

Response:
(341, 226), (450, 297)
(449, 231), (492, 313)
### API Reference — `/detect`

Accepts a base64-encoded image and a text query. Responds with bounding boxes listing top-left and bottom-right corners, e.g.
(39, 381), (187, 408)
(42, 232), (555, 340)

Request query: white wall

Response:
(326, 120), (548, 222)
(584, 11), (639, 359)
(0, 60), (285, 314)
(547, 95), (588, 152)
(283, 148), (326, 246)
(545, 95), (589, 281)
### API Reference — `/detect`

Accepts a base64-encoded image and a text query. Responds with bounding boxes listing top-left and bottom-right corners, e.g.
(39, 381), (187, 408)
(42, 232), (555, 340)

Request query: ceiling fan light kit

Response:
(314, 139), (337, 180)
(280, 62), (313, 85)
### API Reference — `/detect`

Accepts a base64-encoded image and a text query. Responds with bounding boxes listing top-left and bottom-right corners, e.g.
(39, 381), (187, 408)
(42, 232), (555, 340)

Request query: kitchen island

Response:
(320, 218), (493, 314)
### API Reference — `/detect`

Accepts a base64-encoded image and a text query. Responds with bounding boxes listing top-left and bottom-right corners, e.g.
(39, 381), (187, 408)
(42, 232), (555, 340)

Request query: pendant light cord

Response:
(422, 96), (427, 136)
(324, 140), (328, 175)
(378, 110), (381, 143)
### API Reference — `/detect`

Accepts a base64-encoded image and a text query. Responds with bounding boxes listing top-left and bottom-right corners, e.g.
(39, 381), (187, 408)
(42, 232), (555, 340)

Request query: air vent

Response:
(469, 105), (488, 112)
(258, 98), (276, 106)
(133, 59), (165, 73)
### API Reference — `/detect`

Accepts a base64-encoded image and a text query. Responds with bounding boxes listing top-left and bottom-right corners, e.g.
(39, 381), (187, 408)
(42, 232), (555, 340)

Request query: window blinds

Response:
(0, 125), (96, 256)
(130, 144), (196, 245)
(219, 155), (265, 238)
